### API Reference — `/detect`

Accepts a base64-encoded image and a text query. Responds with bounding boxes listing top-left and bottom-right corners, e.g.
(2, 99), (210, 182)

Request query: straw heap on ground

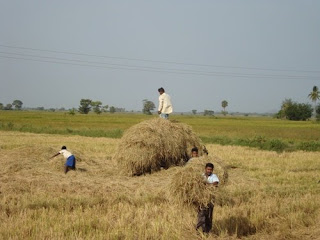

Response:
(113, 118), (204, 176)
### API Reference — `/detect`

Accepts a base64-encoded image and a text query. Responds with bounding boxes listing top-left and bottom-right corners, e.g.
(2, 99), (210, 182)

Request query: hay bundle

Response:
(169, 155), (228, 207)
(113, 118), (203, 176)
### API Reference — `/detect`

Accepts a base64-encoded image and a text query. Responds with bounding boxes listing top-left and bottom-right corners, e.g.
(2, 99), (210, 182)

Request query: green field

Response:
(0, 111), (320, 152)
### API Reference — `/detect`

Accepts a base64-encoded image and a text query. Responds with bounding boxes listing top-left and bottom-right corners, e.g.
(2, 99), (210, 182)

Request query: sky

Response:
(0, 0), (319, 113)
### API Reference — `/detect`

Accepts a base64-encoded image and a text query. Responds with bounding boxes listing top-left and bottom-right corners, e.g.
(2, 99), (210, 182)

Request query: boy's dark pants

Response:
(196, 203), (214, 233)
(64, 166), (75, 174)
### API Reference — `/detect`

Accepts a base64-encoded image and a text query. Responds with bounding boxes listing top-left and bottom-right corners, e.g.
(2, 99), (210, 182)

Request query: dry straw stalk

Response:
(169, 155), (228, 207)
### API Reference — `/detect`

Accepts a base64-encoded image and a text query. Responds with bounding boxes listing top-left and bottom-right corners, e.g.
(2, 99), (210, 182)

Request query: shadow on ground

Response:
(212, 215), (257, 238)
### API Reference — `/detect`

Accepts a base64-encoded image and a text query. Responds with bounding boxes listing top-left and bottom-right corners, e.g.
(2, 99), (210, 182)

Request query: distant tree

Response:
(142, 99), (155, 115)
(221, 100), (228, 115)
(204, 110), (214, 116)
(4, 104), (12, 110)
(276, 98), (293, 119)
(192, 109), (197, 115)
(78, 99), (92, 114)
(49, 108), (56, 112)
(37, 107), (45, 111)
(109, 106), (116, 114)
(308, 86), (320, 117)
(102, 105), (109, 113)
(315, 104), (320, 121)
(282, 98), (293, 111)
(91, 101), (102, 114)
(59, 107), (66, 111)
(285, 102), (312, 121)
(0, 103), (3, 110)
(12, 100), (23, 110)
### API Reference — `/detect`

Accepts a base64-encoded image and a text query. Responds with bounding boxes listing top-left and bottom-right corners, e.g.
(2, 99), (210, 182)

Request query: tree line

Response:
(77, 99), (124, 114)
(0, 99), (124, 115)
(275, 86), (320, 121)
(143, 99), (229, 116)
(191, 100), (229, 116)
(2, 86), (319, 120)
(0, 100), (23, 110)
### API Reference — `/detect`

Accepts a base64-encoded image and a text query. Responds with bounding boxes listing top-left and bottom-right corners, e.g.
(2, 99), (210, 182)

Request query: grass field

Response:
(0, 111), (320, 152)
(0, 131), (319, 239)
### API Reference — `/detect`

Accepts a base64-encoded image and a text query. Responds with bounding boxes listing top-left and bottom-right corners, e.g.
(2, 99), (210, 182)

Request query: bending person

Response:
(50, 146), (76, 174)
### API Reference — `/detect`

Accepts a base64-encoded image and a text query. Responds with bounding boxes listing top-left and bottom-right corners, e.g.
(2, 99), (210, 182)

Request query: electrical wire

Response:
(1, 44), (319, 74)
(0, 51), (318, 79)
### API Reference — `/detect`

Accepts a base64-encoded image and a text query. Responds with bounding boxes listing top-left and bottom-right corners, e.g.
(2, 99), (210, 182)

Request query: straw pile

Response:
(113, 118), (203, 176)
(169, 155), (228, 207)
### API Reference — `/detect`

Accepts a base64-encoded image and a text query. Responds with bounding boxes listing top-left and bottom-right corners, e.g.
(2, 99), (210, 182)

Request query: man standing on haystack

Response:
(157, 87), (173, 119)
(196, 163), (219, 233)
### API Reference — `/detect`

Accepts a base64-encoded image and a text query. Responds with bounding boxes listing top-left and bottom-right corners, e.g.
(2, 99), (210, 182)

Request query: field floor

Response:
(1, 131), (320, 239)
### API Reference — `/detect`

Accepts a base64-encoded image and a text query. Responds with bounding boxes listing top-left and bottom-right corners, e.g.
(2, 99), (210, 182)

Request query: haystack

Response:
(113, 118), (204, 176)
(169, 155), (228, 207)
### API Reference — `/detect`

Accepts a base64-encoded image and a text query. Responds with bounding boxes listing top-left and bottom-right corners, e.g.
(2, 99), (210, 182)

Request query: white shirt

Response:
(59, 149), (72, 159)
(158, 93), (173, 114)
(203, 173), (219, 184)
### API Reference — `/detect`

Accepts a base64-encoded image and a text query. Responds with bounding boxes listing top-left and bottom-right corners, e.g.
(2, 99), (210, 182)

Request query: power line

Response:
(0, 51), (318, 79)
(1, 43), (319, 74)
(1, 54), (319, 80)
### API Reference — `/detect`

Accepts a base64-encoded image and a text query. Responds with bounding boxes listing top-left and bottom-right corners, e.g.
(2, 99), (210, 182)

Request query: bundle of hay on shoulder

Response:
(113, 118), (204, 176)
(169, 155), (228, 207)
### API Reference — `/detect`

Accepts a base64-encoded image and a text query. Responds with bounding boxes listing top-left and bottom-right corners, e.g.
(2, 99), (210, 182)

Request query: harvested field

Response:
(0, 131), (320, 239)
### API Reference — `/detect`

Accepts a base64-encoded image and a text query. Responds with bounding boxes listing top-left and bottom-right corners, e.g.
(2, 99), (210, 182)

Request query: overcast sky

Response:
(1, 1), (319, 113)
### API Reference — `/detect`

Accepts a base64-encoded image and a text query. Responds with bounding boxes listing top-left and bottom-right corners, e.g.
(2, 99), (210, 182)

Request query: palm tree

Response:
(308, 86), (320, 116)
(221, 100), (228, 115)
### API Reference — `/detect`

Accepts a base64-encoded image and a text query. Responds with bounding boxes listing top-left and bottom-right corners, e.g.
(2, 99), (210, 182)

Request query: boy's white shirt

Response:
(59, 149), (72, 159)
(203, 173), (219, 184)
